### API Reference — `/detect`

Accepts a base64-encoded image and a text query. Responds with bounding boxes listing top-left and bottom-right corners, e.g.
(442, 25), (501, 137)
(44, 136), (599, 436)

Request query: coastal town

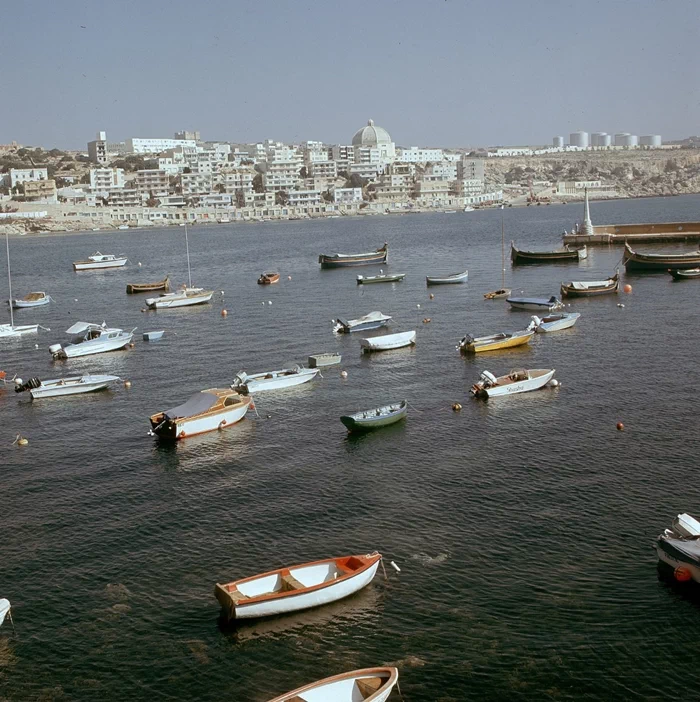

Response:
(1, 122), (698, 235)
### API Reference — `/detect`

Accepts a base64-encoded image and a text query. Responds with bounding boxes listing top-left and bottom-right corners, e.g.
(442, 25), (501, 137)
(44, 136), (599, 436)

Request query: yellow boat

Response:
(458, 329), (534, 353)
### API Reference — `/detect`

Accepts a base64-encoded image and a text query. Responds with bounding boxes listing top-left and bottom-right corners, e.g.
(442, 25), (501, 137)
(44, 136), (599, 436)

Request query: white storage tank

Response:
(640, 134), (662, 147)
(569, 131), (589, 148)
(552, 136), (564, 148)
(614, 132), (630, 146)
(591, 132), (608, 147)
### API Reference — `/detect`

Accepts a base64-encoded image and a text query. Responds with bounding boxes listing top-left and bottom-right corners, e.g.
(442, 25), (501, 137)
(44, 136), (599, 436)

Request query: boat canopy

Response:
(164, 391), (219, 420)
(65, 321), (104, 335)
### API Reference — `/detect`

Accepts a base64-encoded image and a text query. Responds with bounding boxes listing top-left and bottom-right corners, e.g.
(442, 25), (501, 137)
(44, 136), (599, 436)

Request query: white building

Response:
(591, 132), (611, 147)
(330, 145), (354, 171)
(88, 131), (108, 164)
(352, 119), (396, 166)
(287, 190), (322, 207)
(569, 131), (589, 148)
(90, 168), (125, 190)
(135, 169), (170, 197)
(10, 168), (49, 188)
(263, 148), (303, 193)
(126, 137), (197, 154)
(487, 148), (533, 157)
(181, 173), (213, 196)
(396, 146), (445, 163)
(333, 187), (363, 204)
(309, 160), (337, 179)
(457, 158), (485, 181)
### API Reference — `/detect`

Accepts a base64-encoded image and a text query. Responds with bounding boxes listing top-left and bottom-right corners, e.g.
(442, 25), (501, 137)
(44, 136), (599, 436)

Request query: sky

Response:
(0, 0), (697, 150)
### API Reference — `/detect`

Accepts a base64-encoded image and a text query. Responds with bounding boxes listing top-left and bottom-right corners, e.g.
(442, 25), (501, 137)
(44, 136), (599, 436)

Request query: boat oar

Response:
(8, 608), (16, 637)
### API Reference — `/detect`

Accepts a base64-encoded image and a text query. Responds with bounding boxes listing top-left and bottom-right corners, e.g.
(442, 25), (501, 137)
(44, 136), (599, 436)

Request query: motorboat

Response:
(143, 330), (165, 341)
(14, 374), (121, 399)
(506, 295), (564, 311)
(49, 322), (135, 359)
(471, 368), (556, 398)
(333, 311), (391, 334)
(528, 312), (580, 333)
(360, 330), (416, 352)
(464, 206), (475, 212)
(308, 353), (342, 368)
(458, 329), (533, 353)
(126, 277), (170, 294)
(258, 271), (280, 285)
(232, 366), (320, 393)
(73, 252), (128, 270)
(340, 400), (407, 432)
(9, 291), (51, 308)
(426, 270), (468, 285)
(669, 268), (700, 280)
(146, 287), (214, 309)
(356, 272), (405, 284)
(319, 243), (388, 268)
(561, 272), (619, 297)
(484, 288), (511, 300)
(215, 552), (382, 621)
(267, 667), (399, 702)
(623, 242), (700, 272)
(511, 242), (586, 265)
(656, 513), (700, 583)
(149, 388), (251, 441)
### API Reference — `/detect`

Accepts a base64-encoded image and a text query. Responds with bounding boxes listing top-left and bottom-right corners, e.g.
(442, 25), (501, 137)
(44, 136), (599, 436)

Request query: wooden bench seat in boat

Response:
(281, 573), (305, 591)
(356, 677), (384, 699)
(227, 588), (249, 604)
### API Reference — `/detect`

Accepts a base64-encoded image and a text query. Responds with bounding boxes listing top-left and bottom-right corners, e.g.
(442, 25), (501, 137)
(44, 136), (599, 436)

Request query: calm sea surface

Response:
(2, 196), (700, 701)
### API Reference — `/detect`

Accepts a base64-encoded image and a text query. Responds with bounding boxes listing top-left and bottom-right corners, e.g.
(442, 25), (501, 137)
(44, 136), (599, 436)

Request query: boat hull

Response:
(0, 324), (39, 338)
(152, 396), (251, 441)
(357, 273), (405, 284)
(341, 401), (407, 432)
(308, 353), (341, 368)
(484, 288), (511, 299)
(126, 278), (170, 294)
(460, 330), (533, 353)
(561, 279), (619, 296)
(29, 375), (120, 399)
(319, 245), (388, 268)
(146, 291), (213, 308)
(426, 271), (468, 285)
(656, 538), (700, 583)
(73, 258), (127, 271)
(235, 368), (320, 393)
(475, 369), (555, 398)
(11, 295), (50, 308)
(360, 331), (416, 352)
(534, 313), (580, 333)
(54, 333), (133, 358)
(669, 268), (700, 280)
(511, 244), (582, 265)
(623, 243), (700, 271)
(507, 298), (563, 312)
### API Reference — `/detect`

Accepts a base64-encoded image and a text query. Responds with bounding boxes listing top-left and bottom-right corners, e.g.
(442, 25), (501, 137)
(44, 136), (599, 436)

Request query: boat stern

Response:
(214, 582), (238, 622)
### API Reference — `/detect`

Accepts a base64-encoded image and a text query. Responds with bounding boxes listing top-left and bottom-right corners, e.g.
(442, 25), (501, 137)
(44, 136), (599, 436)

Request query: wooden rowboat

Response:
(267, 667), (399, 702)
(258, 271), (280, 285)
(357, 272), (405, 284)
(308, 352), (342, 368)
(10, 291), (51, 308)
(341, 400), (407, 432)
(669, 268), (700, 280)
(623, 242), (700, 271)
(506, 296), (564, 312)
(215, 552), (382, 621)
(484, 288), (511, 300)
(458, 329), (533, 353)
(126, 277), (170, 294)
(560, 272), (618, 297)
(426, 270), (468, 285)
(511, 242), (585, 265)
(319, 243), (388, 268)
(360, 330), (416, 352)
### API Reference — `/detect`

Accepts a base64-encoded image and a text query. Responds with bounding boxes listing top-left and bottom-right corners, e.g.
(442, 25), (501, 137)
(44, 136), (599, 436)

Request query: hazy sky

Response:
(1, 0), (697, 149)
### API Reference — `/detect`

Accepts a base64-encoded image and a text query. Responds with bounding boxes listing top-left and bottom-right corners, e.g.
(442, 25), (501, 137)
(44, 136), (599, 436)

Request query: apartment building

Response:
(90, 168), (125, 190)
(135, 169), (170, 197)
(396, 146), (445, 163)
(181, 173), (213, 196)
(287, 190), (322, 207)
(262, 148), (303, 193)
(457, 158), (485, 181)
(333, 187), (363, 204)
(127, 137), (197, 154)
(10, 168), (49, 188)
(23, 179), (57, 203)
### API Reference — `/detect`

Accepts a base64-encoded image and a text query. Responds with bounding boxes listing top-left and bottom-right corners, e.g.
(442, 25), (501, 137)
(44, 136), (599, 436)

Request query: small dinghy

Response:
(560, 272), (619, 297)
(14, 374), (121, 399)
(126, 277), (170, 294)
(657, 513), (700, 583)
(340, 400), (407, 432)
(143, 330), (165, 341)
(215, 552), (382, 621)
(511, 242), (586, 265)
(319, 242), (388, 268)
(258, 271), (280, 285)
(484, 288), (511, 300)
(308, 352), (341, 368)
(333, 311), (392, 334)
(669, 268), (700, 280)
(10, 291), (51, 308)
(146, 287), (213, 309)
(506, 295), (563, 312)
(49, 322), (135, 359)
(73, 252), (128, 271)
(471, 368), (556, 398)
(357, 272), (405, 284)
(426, 270), (468, 285)
(267, 666), (399, 702)
(0, 599), (11, 628)
(528, 312), (580, 333)
(232, 366), (320, 393)
(149, 388), (252, 441)
(458, 329), (533, 353)
(360, 330), (415, 352)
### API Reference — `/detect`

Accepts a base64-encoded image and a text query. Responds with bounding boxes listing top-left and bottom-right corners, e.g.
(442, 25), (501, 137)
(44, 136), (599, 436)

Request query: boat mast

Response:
(501, 205), (506, 289)
(184, 220), (192, 289)
(5, 233), (14, 327)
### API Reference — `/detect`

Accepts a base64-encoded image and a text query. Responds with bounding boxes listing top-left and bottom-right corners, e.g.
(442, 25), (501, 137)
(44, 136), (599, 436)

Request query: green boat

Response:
(340, 400), (407, 432)
(356, 273), (406, 284)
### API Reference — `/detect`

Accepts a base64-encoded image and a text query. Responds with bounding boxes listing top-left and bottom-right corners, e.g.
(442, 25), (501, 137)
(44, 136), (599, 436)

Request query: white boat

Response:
(267, 667), (398, 702)
(117, 225), (129, 230)
(143, 330), (165, 341)
(233, 365), (320, 393)
(333, 311), (392, 334)
(426, 270), (468, 285)
(1, 234), (43, 338)
(14, 374), (121, 399)
(49, 322), (135, 359)
(657, 513), (700, 583)
(149, 388), (252, 440)
(146, 287), (213, 309)
(215, 552), (382, 621)
(528, 312), (581, 333)
(360, 330), (416, 352)
(464, 206), (475, 212)
(308, 352), (341, 368)
(0, 599), (11, 628)
(471, 368), (556, 398)
(506, 295), (564, 312)
(10, 291), (51, 308)
(73, 252), (128, 270)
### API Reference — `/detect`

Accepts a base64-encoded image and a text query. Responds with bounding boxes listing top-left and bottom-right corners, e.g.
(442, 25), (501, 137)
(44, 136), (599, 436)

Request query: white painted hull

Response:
(656, 547), (700, 584)
(484, 369), (555, 397)
(146, 291), (213, 308)
(30, 375), (120, 398)
(11, 297), (50, 308)
(534, 313), (581, 333)
(73, 258), (127, 270)
(269, 668), (398, 702)
(0, 599), (10, 627)
(0, 324), (39, 338)
(59, 333), (133, 358)
(240, 368), (320, 393)
(172, 400), (249, 438)
(236, 560), (380, 619)
(361, 330), (416, 351)
(509, 301), (562, 311)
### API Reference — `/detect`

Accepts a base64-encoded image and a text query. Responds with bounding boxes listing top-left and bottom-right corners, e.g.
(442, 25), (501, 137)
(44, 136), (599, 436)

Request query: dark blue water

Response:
(2, 196), (700, 701)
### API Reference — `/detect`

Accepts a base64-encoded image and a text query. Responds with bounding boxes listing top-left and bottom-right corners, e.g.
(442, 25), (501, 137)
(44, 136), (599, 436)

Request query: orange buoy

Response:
(674, 566), (692, 582)
(221, 309), (228, 317)
(616, 422), (624, 431)
(623, 284), (632, 293)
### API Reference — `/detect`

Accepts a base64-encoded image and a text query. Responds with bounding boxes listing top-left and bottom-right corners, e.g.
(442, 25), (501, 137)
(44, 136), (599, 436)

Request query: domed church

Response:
(351, 119), (396, 165)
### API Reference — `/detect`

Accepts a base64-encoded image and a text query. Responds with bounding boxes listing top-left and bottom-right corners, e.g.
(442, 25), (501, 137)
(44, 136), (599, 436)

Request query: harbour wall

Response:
(564, 221), (700, 245)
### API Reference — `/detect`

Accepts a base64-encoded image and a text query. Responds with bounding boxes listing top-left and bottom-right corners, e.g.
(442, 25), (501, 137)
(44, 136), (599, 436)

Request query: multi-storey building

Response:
(126, 137), (197, 154)
(396, 146), (445, 163)
(221, 168), (254, 195)
(104, 189), (141, 207)
(23, 179), (57, 203)
(90, 168), (125, 190)
(262, 148), (303, 193)
(181, 173), (213, 197)
(373, 164), (415, 201)
(87, 131), (108, 164)
(135, 169), (170, 197)
(457, 158), (485, 181)
(329, 145), (354, 172)
(352, 119), (396, 166)
(10, 168), (49, 188)
(174, 130), (201, 142)
(287, 190), (322, 207)
(333, 187), (363, 204)
(308, 160), (337, 179)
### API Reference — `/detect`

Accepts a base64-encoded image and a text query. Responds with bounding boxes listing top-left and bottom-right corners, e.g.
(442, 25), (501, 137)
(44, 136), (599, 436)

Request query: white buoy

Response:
(268, 300), (272, 305)
(14, 378), (23, 386)
(390, 561), (401, 573)
(416, 304), (421, 309)
(34, 344), (39, 349)
(138, 262), (142, 267)
(617, 303), (625, 308)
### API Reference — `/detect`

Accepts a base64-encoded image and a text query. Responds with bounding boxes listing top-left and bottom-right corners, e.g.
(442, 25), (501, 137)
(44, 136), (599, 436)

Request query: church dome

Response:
(352, 119), (392, 146)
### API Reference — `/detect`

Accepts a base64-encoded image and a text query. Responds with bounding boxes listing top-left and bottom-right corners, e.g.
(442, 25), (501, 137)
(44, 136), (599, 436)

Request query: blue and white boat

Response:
(528, 312), (580, 333)
(333, 311), (392, 334)
(657, 513), (700, 583)
(507, 295), (564, 312)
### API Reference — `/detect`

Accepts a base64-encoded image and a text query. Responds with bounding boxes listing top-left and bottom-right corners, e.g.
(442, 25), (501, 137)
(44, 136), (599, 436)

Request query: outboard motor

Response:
(14, 377), (41, 393)
(479, 370), (498, 388)
(49, 343), (65, 360)
(459, 334), (474, 349)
